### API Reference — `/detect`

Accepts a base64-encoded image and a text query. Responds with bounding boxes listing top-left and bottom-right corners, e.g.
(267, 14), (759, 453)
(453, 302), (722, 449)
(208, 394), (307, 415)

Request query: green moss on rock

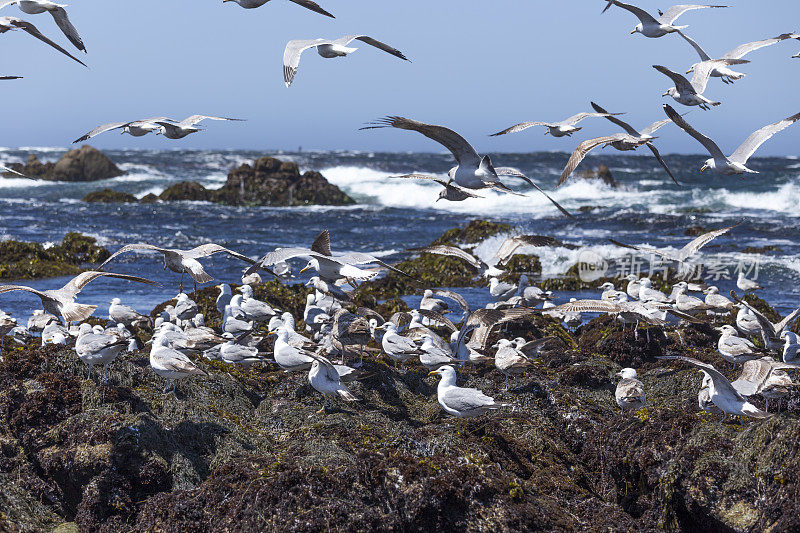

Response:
(81, 189), (138, 204)
(0, 233), (110, 281)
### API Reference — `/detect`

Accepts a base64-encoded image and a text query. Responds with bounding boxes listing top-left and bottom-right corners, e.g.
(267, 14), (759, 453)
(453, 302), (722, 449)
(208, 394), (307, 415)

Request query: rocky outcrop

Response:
(5, 146), (124, 182)
(0, 233), (110, 280)
(579, 164), (618, 188)
(158, 181), (211, 202)
(82, 189), (138, 203)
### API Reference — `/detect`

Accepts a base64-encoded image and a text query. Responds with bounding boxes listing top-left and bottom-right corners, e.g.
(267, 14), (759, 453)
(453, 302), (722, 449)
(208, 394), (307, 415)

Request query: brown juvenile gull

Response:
(615, 368), (646, 413)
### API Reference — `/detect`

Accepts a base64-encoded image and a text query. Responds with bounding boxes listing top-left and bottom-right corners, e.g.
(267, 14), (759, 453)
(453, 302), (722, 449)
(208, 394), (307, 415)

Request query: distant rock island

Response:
(4, 146), (124, 182)
(82, 155), (354, 207)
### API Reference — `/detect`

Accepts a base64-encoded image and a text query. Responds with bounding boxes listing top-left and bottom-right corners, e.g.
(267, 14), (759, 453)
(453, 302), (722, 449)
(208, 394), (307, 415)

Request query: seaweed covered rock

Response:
(82, 189), (138, 203)
(0, 233), (110, 280)
(5, 146), (124, 182)
(432, 219), (512, 246)
(158, 181), (211, 202)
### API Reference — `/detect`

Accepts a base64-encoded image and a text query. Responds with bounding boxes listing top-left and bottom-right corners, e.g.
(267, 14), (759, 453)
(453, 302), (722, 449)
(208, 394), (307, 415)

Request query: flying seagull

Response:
(589, 101), (680, 186)
(154, 115), (244, 140)
(0, 75), (21, 80)
(0, 0), (85, 52)
(0, 16), (85, 66)
(601, 1), (726, 38)
(609, 222), (741, 264)
(558, 133), (650, 187)
(98, 243), (268, 292)
(388, 173), (484, 202)
(654, 62), (746, 109)
(682, 32), (795, 84)
(361, 116), (574, 217)
(664, 103), (800, 174)
(73, 117), (177, 143)
(284, 35), (409, 87)
(490, 111), (623, 138)
(0, 271), (158, 323)
(222, 0), (334, 18)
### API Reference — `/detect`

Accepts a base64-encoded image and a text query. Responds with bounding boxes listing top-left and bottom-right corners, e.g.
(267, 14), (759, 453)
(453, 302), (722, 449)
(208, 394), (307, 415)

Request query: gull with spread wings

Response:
(361, 116), (573, 217)
(73, 117), (177, 143)
(609, 222), (741, 265)
(155, 115), (244, 140)
(283, 35), (408, 87)
(222, 0), (334, 18)
(0, 271), (158, 323)
(490, 111), (623, 138)
(654, 62), (746, 109)
(602, 1), (726, 38)
(0, 0), (85, 52)
(0, 16), (85, 66)
(682, 32), (795, 84)
(664, 103), (800, 174)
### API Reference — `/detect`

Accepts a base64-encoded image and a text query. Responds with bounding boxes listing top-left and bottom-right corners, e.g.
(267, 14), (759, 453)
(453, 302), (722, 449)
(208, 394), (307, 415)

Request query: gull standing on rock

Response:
(74, 323), (128, 382)
(361, 116), (574, 217)
(270, 327), (314, 373)
(615, 368), (646, 413)
(682, 33), (796, 84)
(429, 366), (510, 418)
(379, 322), (423, 368)
(283, 35), (409, 87)
(490, 111), (623, 138)
(155, 115), (245, 140)
(780, 332), (799, 364)
(716, 325), (762, 368)
(736, 272), (763, 292)
(601, 1), (726, 38)
(0, 0), (85, 51)
(729, 291), (799, 349)
(494, 338), (532, 390)
(664, 104), (800, 175)
(150, 334), (207, 392)
(222, 0), (334, 18)
(307, 353), (359, 414)
(109, 298), (151, 328)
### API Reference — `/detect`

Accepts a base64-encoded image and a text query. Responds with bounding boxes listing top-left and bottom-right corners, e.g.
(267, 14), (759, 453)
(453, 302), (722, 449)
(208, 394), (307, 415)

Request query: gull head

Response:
(700, 158), (716, 173)
(436, 189), (448, 202)
(617, 368), (638, 379)
(631, 24), (643, 35)
(110, 297), (121, 305)
(716, 325), (737, 336)
(662, 87), (677, 98)
(299, 258), (318, 274)
(685, 63), (698, 75)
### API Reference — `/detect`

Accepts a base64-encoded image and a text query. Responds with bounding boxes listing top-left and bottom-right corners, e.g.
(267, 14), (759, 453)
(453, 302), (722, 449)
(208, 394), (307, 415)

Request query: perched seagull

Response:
(735, 306), (762, 338)
(271, 327), (314, 372)
(490, 111), (623, 138)
(154, 115), (244, 140)
(109, 297), (150, 328)
(0, 271), (157, 323)
(284, 35), (408, 87)
(731, 357), (798, 412)
(74, 323), (127, 381)
(493, 338), (532, 390)
(361, 116), (574, 217)
(602, 1), (726, 38)
(658, 355), (770, 419)
(237, 284), (277, 321)
(729, 291), (799, 348)
(673, 282), (714, 314)
(150, 334), (207, 392)
(216, 284), (232, 316)
(664, 104), (800, 175)
(429, 366), (510, 417)
(698, 371), (723, 414)
(222, 0), (334, 18)
(219, 335), (264, 367)
(682, 33), (795, 84)
(0, 0), (84, 51)
(0, 16), (84, 65)
(589, 101), (679, 185)
(716, 324), (762, 367)
(99, 242), (263, 293)
(654, 63), (744, 109)
(781, 332), (799, 364)
(419, 334), (456, 371)
(703, 286), (735, 312)
(638, 278), (670, 303)
(736, 272), (763, 292)
(610, 222), (740, 264)
(307, 354), (359, 413)
(615, 368), (646, 413)
(72, 118), (177, 143)
(624, 275), (642, 300)
(379, 321), (423, 368)
(489, 277), (517, 301)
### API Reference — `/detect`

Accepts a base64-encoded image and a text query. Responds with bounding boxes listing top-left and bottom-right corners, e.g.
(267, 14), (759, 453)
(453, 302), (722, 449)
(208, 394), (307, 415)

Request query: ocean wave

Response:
(718, 181), (800, 215)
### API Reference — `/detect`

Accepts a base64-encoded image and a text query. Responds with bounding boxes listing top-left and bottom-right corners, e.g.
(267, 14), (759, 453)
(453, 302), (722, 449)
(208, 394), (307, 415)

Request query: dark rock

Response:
(0, 233), (110, 280)
(741, 245), (783, 254)
(6, 146), (124, 182)
(82, 189), (138, 203)
(684, 225), (708, 237)
(578, 164), (618, 188)
(158, 181), (212, 202)
(432, 219), (512, 246)
(138, 194), (159, 204)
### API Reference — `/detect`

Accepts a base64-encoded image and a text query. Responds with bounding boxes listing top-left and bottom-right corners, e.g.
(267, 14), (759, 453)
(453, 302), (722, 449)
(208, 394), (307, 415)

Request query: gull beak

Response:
(661, 92), (669, 98)
(630, 29), (637, 34)
(299, 265), (311, 274)
(685, 69), (693, 74)
(543, 130), (549, 135)
(267, 330), (276, 336)
(700, 165), (708, 173)
(428, 370), (438, 376)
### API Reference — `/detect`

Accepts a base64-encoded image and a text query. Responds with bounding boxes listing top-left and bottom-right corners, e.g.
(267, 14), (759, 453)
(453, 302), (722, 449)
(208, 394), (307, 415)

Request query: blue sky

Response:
(1, 0), (799, 154)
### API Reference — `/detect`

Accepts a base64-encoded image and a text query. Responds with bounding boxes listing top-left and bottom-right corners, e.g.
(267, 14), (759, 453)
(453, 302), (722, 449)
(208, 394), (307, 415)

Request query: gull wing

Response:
(557, 135), (622, 188)
(97, 243), (168, 270)
(184, 243), (256, 264)
(408, 245), (483, 270)
(49, 5), (85, 52)
(608, 239), (675, 261)
(561, 112), (623, 126)
(310, 230), (332, 256)
(1, 163), (27, 177)
(730, 111), (800, 165)
(0, 75), (21, 80)
(653, 65), (696, 94)
(335, 35), (409, 61)
(495, 235), (563, 264)
(60, 271), (159, 296)
(774, 308), (800, 335)
(591, 102), (640, 136)
(677, 221), (740, 261)
(73, 122), (129, 143)
(179, 115), (245, 127)
(549, 299), (620, 314)
(657, 4), (726, 25)
(679, 31), (712, 61)
(287, 0), (335, 18)
(2, 16), (85, 66)
(490, 122), (550, 136)
(283, 38), (326, 87)
(442, 387), (499, 412)
(0, 284), (50, 301)
(731, 358), (774, 396)
(416, 309), (457, 332)
(657, 355), (747, 401)
(723, 33), (796, 59)
(663, 104), (726, 160)
(361, 116), (481, 168)
(431, 289), (470, 316)
(691, 58), (749, 93)
(644, 143), (681, 186)
(730, 290), (798, 339)
(602, 1), (659, 25)
(640, 118), (673, 137)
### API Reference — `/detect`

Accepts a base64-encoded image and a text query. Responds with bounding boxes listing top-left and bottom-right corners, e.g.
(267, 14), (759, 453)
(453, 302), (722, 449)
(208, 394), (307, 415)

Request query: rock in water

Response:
(82, 189), (138, 203)
(578, 164), (618, 188)
(158, 181), (212, 202)
(5, 146), (124, 182)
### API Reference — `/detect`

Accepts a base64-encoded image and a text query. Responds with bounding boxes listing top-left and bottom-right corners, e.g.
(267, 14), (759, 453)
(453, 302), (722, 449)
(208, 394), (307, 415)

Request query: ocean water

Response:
(0, 148), (798, 319)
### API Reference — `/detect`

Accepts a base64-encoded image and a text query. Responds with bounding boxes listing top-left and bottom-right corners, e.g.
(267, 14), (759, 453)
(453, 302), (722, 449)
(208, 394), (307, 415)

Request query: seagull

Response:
(331, 308), (371, 365)
(387, 173), (484, 202)
(0, 271), (157, 323)
(408, 244), (504, 278)
(429, 365), (510, 417)
(781, 332), (799, 364)
(493, 338), (532, 390)
(219, 335), (264, 367)
(307, 353), (359, 413)
(489, 277), (517, 301)
(736, 272), (763, 292)
(0, 75), (21, 79)
(109, 297), (151, 328)
(703, 286), (735, 312)
(150, 334), (207, 392)
(682, 33), (795, 84)
(0, 16), (84, 65)
(654, 63), (743, 109)
(609, 222), (740, 264)
(72, 118), (177, 143)
(729, 291), (799, 348)
(664, 103), (800, 175)
(222, 0), (334, 18)
(493, 235), (578, 266)
(490, 111), (623, 138)
(74, 323), (127, 381)
(589, 101), (680, 185)
(657, 355), (770, 419)
(154, 115), (244, 140)
(731, 357), (798, 411)
(361, 116), (574, 217)
(98, 242), (264, 293)
(284, 35), (408, 87)
(271, 327), (315, 372)
(379, 321), (423, 368)
(0, 163), (28, 177)
(237, 284), (277, 321)
(558, 133), (651, 187)
(0, 0), (84, 51)
(216, 284), (232, 316)
(672, 282), (714, 314)
(615, 368), (646, 413)
(716, 324), (763, 367)
(698, 371), (723, 414)
(601, 1), (726, 38)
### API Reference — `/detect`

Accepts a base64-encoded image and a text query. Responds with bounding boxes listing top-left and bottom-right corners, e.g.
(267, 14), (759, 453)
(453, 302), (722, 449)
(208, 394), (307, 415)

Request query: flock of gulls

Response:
(1, 1), (799, 420)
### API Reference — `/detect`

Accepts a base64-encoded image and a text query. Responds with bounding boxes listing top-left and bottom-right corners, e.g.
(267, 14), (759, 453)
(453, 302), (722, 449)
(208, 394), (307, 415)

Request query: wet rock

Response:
(6, 146), (124, 182)
(741, 245), (783, 254)
(158, 181), (212, 202)
(579, 164), (618, 188)
(138, 193), (159, 204)
(432, 219), (513, 246)
(82, 189), (138, 203)
(0, 233), (110, 280)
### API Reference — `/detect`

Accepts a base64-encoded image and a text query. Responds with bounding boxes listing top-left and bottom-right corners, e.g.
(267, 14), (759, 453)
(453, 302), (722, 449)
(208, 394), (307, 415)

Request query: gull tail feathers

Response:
(337, 388), (360, 402)
(742, 402), (771, 419)
(63, 304), (97, 323)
